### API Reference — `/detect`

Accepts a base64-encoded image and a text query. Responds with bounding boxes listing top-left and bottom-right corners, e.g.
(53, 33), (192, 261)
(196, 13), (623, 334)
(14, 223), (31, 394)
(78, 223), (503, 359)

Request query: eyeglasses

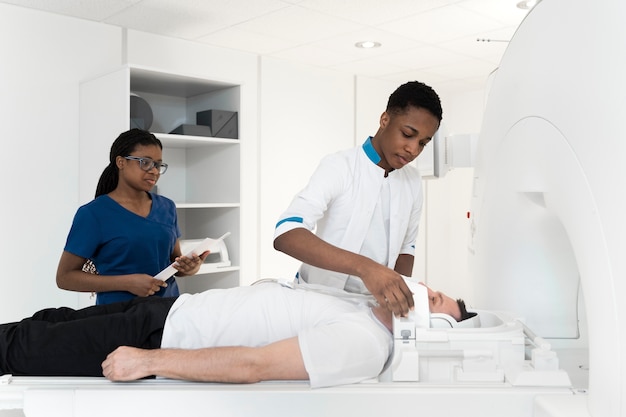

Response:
(124, 156), (168, 174)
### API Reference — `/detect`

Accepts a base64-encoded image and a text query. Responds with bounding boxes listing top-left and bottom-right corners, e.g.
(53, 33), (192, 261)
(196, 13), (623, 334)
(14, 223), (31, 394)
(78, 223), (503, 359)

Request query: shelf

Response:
(130, 66), (235, 98)
(198, 265), (240, 275)
(156, 133), (240, 148)
(80, 64), (242, 292)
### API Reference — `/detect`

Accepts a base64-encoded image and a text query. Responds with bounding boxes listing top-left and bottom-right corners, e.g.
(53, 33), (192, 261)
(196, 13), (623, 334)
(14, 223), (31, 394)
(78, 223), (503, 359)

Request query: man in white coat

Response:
(274, 81), (443, 317)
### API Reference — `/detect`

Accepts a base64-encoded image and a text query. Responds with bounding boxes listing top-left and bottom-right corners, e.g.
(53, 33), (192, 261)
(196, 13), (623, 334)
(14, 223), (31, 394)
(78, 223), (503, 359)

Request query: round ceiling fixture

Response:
(354, 41), (382, 49)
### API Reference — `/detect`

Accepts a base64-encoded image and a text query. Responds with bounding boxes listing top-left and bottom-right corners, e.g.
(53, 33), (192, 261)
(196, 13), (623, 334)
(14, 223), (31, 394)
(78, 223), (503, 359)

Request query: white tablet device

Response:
(154, 232), (231, 280)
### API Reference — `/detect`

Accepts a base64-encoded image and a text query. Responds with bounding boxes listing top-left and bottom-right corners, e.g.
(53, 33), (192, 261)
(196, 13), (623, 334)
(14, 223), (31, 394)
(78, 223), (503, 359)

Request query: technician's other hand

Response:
(361, 268), (414, 317)
(102, 346), (151, 381)
(127, 274), (168, 297)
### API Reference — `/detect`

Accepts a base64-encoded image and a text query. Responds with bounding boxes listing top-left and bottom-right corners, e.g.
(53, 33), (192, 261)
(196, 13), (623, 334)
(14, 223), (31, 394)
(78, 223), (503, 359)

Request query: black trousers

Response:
(0, 296), (176, 376)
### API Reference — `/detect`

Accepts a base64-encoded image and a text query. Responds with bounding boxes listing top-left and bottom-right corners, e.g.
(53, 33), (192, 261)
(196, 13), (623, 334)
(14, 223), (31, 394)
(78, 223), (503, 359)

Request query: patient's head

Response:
(422, 284), (473, 322)
(373, 282), (474, 331)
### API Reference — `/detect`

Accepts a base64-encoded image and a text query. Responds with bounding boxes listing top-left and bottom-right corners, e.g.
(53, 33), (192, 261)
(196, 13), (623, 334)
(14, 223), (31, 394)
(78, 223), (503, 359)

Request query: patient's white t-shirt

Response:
(160, 282), (392, 388)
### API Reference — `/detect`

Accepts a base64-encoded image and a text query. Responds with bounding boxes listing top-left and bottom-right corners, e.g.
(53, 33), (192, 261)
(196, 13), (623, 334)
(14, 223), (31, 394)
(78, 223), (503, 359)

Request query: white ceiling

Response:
(1, 0), (533, 93)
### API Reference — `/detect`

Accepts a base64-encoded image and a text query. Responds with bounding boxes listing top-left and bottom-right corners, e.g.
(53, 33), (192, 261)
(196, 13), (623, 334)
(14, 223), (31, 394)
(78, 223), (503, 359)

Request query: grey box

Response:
(197, 110), (238, 139)
(169, 124), (213, 137)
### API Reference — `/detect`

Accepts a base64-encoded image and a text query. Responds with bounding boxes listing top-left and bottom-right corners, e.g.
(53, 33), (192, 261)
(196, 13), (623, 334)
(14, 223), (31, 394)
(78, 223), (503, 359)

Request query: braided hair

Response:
(94, 128), (163, 198)
(386, 81), (443, 122)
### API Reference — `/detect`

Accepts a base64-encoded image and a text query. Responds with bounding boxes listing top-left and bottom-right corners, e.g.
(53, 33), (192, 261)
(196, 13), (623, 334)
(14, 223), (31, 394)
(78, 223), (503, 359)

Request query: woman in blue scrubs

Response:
(56, 128), (207, 304)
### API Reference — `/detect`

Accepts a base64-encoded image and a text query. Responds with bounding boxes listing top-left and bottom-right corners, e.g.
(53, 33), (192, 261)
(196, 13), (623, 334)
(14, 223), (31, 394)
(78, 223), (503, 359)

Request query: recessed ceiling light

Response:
(355, 41), (381, 49)
(516, 0), (539, 9)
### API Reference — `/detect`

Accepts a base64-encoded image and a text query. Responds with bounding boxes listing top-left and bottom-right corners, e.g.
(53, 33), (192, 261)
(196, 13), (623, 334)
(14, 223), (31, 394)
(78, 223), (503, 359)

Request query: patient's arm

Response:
(101, 337), (309, 383)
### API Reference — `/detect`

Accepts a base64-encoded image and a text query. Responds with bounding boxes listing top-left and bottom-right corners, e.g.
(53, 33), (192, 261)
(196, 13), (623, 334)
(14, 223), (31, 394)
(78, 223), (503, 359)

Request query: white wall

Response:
(257, 57), (355, 281)
(0, 4), (122, 322)
(424, 89), (487, 304)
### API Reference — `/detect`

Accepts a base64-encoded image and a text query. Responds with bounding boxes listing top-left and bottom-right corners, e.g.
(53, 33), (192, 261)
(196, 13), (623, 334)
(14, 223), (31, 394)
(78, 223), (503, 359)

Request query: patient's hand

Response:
(102, 346), (151, 381)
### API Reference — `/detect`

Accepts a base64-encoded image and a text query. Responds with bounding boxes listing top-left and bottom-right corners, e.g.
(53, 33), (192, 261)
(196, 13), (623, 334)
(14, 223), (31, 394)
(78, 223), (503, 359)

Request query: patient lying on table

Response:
(0, 278), (472, 388)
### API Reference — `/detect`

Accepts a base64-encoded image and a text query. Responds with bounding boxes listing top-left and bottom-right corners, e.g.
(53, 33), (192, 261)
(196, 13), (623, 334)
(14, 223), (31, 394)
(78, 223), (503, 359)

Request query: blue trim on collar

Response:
(362, 136), (381, 164)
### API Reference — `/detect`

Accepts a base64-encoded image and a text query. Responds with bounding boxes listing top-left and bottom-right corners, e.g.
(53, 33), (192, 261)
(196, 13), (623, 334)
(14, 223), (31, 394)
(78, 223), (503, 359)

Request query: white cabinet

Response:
(79, 65), (241, 293)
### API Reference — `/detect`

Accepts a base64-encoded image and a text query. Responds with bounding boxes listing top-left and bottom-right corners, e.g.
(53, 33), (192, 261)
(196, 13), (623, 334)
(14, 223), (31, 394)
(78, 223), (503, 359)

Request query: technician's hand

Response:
(361, 267), (414, 317)
(127, 274), (168, 297)
(102, 346), (151, 381)
(173, 251), (209, 277)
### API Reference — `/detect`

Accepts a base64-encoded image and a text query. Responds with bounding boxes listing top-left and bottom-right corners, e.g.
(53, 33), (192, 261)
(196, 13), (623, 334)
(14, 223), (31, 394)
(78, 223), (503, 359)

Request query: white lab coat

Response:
(274, 137), (423, 291)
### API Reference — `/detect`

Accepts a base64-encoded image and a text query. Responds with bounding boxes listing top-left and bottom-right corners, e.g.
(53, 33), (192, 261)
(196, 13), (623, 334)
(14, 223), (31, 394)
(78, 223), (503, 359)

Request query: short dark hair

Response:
(386, 81), (443, 122)
(456, 299), (477, 321)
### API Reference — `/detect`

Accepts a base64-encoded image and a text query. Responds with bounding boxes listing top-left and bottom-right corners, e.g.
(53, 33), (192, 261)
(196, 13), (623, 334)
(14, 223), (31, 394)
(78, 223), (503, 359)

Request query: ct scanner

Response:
(0, 0), (623, 415)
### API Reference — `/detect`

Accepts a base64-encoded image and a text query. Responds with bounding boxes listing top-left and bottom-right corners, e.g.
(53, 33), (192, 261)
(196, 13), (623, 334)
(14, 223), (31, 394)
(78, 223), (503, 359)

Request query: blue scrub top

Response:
(64, 193), (181, 304)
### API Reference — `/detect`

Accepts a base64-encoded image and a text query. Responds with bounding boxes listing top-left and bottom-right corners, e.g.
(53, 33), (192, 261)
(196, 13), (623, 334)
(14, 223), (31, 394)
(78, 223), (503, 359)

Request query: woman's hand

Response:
(126, 274), (168, 297)
(173, 251), (209, 277)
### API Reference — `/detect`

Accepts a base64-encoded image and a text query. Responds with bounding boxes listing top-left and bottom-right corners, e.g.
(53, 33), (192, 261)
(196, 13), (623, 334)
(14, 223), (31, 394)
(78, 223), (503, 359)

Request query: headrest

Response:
(430, 312), (481, 328)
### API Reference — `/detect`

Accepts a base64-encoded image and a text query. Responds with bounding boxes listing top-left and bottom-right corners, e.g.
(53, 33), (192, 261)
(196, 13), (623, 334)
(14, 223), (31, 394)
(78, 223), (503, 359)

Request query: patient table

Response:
(0, 376), (585, 417)
(0, 307), (588, 417)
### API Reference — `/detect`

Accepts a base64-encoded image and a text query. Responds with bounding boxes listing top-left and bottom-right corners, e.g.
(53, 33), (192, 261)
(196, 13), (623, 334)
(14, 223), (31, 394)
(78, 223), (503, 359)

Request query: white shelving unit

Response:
(79, 65), (241, 294)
